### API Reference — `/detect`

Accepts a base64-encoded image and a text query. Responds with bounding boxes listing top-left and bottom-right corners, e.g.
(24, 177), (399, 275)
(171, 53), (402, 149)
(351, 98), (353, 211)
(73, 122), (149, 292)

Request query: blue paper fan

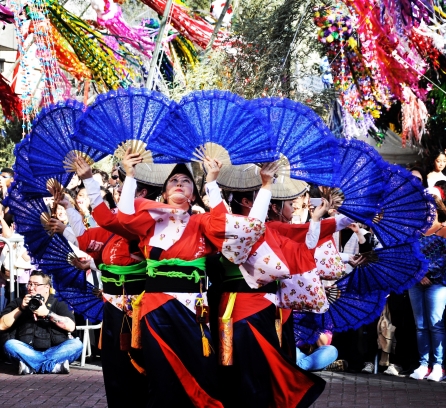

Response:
(293, 311), (322, 347)
(72, 87), (173, 163)
(53, 280), (103, 324)
(4, 187), (55, 258)
(27, 99), (107, 177)
(365, 164), (436, 246)
(332, 139), (391, 223)
(37, 234), (87, 290)
(345, 240), (428, 295)
(250, 97), (341, 187)
(293, 272), (388, 336)
(150, 90), (277, 165)
(13, 136), (72, 198)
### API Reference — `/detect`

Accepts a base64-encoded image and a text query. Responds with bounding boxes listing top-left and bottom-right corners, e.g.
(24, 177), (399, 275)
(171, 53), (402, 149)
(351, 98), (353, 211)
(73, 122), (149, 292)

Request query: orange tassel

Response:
(201, 324), (213, 357)
(128, 352), (146, 375)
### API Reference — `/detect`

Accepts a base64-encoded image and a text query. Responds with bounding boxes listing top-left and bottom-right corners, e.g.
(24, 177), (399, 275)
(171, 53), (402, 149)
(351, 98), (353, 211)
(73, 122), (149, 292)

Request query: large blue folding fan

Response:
(72, 87), (173, 163)
(345, 240), (428, 295)
(293, 272), (388, 340)
(37, 233), (87, 290)
(52, 280), (103, 324)
(27, 99), (107, 177)
(149, 90), (278, 165)
(329, 139), (391, 224)
(13, 136), (72, 198)
(365, 164), (436, 246)
(4, 187), (56, 259)
(249, 97), (341, 187)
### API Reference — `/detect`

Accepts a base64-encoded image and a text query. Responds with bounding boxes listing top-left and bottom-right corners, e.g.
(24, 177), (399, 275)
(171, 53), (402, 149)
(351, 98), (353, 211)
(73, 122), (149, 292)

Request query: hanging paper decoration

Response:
(0, 74), (22, 120)
(0, 4), (14, 25)
(43, 0), (135, 90)
(90, 0), (157, 59)
(25, 0), (66, 106)
(141, 0), (228, 49)
(46, 22), (92, 82)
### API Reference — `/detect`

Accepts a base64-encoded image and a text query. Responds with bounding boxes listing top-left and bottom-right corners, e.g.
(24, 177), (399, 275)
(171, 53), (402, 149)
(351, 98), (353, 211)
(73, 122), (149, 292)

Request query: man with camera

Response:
(0, 270), (83, 374)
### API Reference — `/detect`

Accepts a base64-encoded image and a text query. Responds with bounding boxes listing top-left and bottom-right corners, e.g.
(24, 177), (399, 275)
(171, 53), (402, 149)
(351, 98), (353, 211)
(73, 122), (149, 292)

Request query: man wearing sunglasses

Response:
(0, 270), (82, 375)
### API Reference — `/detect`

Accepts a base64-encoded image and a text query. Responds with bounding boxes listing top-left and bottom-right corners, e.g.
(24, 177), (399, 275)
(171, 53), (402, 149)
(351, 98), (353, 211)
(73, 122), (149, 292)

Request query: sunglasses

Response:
(1, 175), (11, 179)
(111, 175), (119, 180)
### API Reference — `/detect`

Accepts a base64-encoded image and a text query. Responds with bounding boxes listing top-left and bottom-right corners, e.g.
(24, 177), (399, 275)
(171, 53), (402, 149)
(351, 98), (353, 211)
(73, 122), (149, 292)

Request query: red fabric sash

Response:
(247, 321), (316, 408)
(140, 293), (174, 318)
(144, 317), (223, 408)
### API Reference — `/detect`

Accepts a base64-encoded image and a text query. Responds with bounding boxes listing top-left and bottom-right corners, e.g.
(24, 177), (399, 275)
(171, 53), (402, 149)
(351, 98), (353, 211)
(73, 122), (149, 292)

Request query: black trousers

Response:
(101, 302), (147, 408)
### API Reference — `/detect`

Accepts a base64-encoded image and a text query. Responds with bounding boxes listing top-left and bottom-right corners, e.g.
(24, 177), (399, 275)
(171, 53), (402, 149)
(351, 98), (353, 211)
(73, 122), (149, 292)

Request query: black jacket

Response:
(0, 294), (75, 350)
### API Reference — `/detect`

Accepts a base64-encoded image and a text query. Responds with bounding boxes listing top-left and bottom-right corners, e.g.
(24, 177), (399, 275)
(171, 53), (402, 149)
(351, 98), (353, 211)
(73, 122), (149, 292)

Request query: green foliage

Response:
(0, 115), (22, 168)
(221, 0), (336, 117)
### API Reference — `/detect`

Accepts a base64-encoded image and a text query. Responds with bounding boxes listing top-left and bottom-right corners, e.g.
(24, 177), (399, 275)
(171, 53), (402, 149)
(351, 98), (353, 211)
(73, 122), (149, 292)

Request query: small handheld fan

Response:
(13, 136), (72, 198)
(72, 87), (173, 163)
(52, 280), (103, 324)
(37, 234), (87, 290)
(345, 240), (428, 295)
(4, 188), (55, 258)
(328, 139), (391, 223)
(150, 90), (277, 165)
(293, 272), (388, 337)
(293, 311), (322, 347)
(250, 97), (341, 187)
(28, 99), (107, 177)
(365, 164), (436, 246)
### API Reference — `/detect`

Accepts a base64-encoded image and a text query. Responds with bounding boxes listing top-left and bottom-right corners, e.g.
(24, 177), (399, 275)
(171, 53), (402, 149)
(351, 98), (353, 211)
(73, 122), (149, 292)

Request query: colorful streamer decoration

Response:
(43, 0), (134, 90)
(141, 0), (228, 49)
(0, 73), (22, 119)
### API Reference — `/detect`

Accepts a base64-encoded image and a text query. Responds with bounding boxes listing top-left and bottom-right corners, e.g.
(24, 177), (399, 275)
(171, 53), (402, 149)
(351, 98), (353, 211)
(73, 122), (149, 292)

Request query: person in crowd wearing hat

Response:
(113, 149), (271, 407)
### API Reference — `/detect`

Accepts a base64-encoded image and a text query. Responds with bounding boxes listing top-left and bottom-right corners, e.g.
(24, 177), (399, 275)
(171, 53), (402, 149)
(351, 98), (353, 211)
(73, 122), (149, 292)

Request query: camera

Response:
(28, 294), (45, 312)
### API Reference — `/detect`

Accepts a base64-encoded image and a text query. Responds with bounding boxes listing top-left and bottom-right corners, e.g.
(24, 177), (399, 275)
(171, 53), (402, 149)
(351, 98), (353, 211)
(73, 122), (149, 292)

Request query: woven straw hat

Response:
(213, 164), (262, 191)
(118, 162), (176, 187)
(271, 175), (309, 200)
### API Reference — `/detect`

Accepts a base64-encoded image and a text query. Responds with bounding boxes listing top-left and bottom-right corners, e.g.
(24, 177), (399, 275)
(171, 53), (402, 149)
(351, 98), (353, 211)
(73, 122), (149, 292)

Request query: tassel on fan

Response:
(52, 280), (103, 323)
(345, 240), (428, 295)
(4, 187), (55, 258)
(325, 139), (391, 223)
(37, 234), (87, 289)
(149, 90), (277, 165)
(250, 97), (340, 187)
(27, 99), (107, 177)
(293, 272), (388, 336)
(13, 136), (72, 198)
(72, 87), (173, 163)
(365, 164), (436, 246)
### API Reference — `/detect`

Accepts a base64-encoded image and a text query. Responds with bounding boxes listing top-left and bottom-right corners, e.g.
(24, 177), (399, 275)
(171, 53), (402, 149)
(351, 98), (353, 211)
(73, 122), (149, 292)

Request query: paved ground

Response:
(313, 371), (446, 407)
(1, 361), (446, 407)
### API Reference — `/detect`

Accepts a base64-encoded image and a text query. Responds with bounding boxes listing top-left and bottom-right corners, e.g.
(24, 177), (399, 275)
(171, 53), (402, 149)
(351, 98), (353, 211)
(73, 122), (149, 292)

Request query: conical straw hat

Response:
(271, 175), (309, 200)
(119, 162), (176, 187)
(214, 164), (263, 191)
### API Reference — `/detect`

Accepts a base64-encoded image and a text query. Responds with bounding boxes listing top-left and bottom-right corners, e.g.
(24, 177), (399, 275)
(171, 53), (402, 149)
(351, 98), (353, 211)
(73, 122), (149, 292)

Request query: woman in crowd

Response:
(427, 150), (446, 187)
(409, 193), (446, 382)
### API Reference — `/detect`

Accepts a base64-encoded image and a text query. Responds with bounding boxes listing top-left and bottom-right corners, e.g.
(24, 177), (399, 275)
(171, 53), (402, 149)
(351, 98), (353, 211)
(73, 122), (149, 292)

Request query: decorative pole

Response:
(146, 0), (174, 89)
